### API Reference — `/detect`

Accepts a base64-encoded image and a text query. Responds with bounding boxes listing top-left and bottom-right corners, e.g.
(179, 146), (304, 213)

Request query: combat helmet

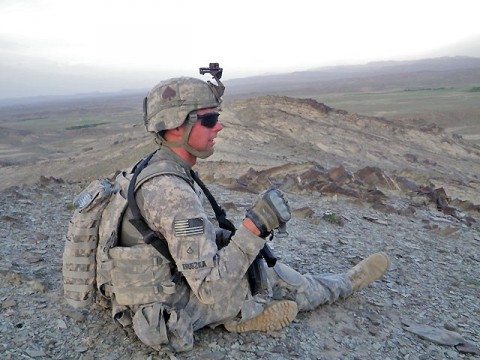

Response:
(143, 63), (225, 159)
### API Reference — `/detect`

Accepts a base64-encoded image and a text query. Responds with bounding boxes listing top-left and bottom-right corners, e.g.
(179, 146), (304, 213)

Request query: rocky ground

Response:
(1, 96), (479, 359)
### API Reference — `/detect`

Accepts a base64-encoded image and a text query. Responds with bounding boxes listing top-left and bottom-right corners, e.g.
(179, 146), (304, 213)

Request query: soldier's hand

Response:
(246, 188), (291, 238)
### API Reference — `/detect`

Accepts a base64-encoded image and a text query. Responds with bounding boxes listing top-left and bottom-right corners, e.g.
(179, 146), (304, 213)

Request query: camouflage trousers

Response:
(131, 262), (353, 352)
(266, 262), (353, 311)
(183, 262), (353, 329)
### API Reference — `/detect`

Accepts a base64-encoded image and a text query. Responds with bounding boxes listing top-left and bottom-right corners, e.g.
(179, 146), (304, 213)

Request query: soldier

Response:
(104, 66), (390, 352)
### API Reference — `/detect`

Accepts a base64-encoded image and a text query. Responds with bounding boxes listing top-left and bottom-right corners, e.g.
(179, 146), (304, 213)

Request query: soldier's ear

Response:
(163, 127), (183, 141)
(173, 124), (186, 134)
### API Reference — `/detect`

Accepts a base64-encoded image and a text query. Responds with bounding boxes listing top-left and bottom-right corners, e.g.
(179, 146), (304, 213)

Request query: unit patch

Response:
(162, 86), (176, 101)
(174, 218), (204, 237)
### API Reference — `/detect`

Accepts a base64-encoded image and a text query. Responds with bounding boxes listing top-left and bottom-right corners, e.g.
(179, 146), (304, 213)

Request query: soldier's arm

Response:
(138, 175), (266, 304)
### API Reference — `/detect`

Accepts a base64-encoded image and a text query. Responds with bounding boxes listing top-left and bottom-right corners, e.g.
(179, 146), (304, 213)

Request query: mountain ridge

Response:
(1, 56), (479, 105)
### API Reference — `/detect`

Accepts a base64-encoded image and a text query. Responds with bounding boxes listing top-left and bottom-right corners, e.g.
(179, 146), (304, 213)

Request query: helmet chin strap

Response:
(156, 119), (214, 159)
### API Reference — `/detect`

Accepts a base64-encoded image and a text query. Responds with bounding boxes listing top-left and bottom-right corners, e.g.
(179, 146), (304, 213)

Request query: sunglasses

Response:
(196, 112), (220, 128)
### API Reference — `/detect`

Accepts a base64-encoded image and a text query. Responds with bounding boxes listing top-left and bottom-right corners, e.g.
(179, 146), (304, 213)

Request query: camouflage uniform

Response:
(117, 147), (353, 351)
(66, 73), (388, 353)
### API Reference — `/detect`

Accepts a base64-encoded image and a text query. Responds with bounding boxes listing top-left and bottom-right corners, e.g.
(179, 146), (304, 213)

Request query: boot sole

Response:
(225, 300), (298, 333)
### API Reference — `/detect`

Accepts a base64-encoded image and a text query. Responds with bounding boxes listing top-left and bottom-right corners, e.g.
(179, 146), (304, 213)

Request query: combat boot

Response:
(224, 300), (298, 333)
(347, 252), (390, 292)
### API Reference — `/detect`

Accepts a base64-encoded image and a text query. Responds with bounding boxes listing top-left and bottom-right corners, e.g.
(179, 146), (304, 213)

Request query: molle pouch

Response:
(132, 302), (194, 352)
(101, 244), (177, 306)
(63, 178), (118, 308)
(133, 302), (169, 350)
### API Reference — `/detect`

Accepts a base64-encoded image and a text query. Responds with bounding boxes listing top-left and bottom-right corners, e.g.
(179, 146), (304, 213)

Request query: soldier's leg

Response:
(269, 252), (390, 311)
(223, 264), (351, 333)
(221, 261), (343, 334)
(224, 252), (390, 333)
(268, 263), (352, 311)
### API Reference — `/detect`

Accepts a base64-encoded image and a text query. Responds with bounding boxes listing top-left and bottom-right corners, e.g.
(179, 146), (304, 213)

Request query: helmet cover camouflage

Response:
(144, 77), (222, 133)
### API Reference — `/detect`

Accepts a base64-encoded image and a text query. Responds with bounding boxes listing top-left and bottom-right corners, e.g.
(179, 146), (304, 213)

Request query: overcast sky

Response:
(1, 0), (479, 99)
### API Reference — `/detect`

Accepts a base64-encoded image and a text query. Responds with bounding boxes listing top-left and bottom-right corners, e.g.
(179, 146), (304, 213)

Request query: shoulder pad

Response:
(135, 160), (191, 190)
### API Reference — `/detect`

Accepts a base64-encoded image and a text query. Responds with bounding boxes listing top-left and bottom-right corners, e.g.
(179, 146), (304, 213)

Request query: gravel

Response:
(1, 176), (479, 359)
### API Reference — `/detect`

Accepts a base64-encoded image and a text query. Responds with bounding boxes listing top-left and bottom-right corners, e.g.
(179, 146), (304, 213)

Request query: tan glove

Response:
(246, 188), (291, 237)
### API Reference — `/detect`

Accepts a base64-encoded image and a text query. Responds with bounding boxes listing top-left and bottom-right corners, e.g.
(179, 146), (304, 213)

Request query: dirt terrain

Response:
(1, 95), (479, 359)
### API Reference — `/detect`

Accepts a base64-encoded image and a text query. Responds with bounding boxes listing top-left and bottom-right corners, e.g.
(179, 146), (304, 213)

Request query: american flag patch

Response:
(174, 218), (204, 237)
